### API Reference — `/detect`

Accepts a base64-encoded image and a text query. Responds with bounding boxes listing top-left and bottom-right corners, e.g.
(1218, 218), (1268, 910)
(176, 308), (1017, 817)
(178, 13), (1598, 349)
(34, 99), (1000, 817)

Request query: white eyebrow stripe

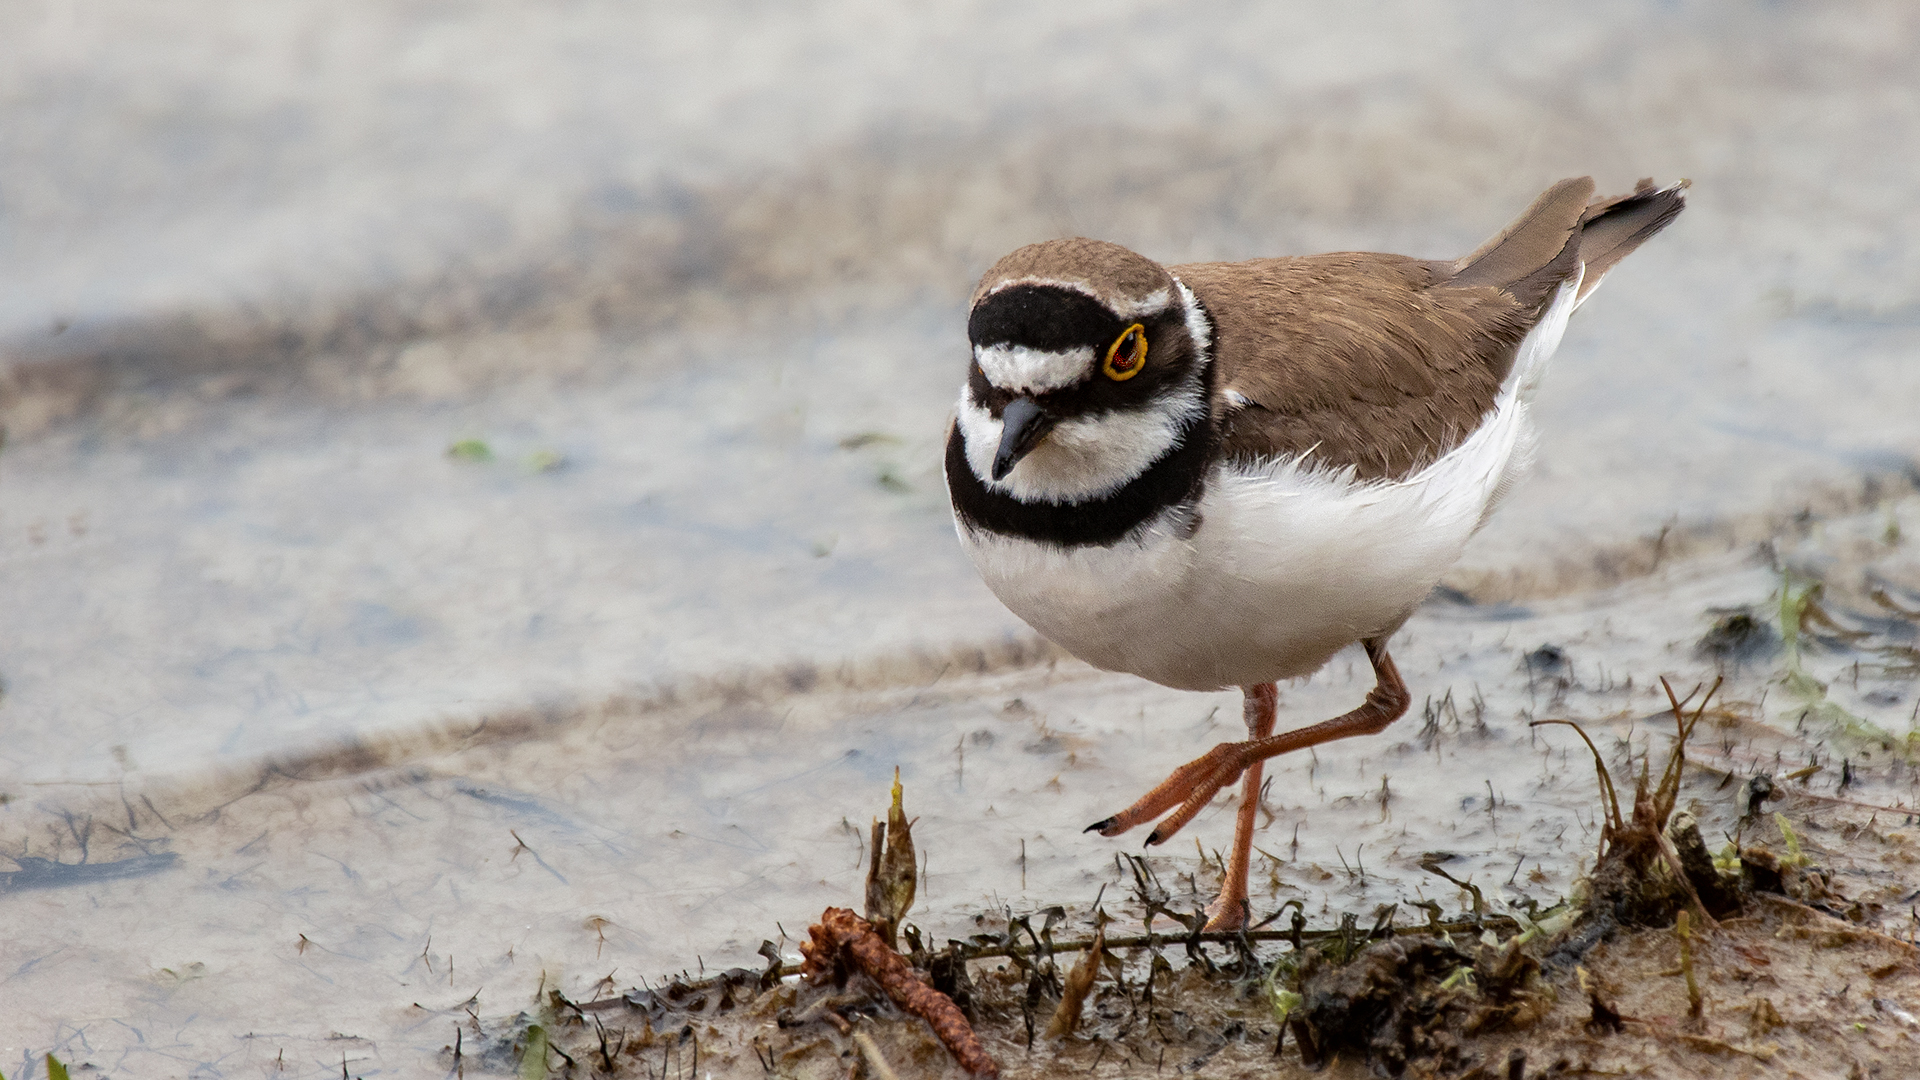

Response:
(975, 343), (1094, 394)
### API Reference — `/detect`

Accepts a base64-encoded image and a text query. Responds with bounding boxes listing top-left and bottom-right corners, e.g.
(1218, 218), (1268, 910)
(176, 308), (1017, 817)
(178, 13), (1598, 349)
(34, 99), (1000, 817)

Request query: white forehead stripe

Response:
(983, 277), (1175, 318)
(974, 343), (1094, 394)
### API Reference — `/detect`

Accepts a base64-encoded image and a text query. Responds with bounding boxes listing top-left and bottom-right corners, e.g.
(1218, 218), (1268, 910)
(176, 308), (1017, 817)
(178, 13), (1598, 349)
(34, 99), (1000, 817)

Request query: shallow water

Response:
(4, 0), (1920, 1074)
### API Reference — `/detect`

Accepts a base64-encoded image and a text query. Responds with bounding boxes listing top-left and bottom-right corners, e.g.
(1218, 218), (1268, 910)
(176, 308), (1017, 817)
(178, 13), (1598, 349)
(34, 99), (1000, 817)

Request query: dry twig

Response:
(852, 1030), (901, 1080)
(1752, 893), (1920, 959)
(1043, 922), (1103, 1040)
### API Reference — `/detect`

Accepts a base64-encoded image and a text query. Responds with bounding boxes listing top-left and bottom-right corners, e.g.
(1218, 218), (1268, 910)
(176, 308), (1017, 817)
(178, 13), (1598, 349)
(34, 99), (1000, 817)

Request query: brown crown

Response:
(970, 238), (1177, 314)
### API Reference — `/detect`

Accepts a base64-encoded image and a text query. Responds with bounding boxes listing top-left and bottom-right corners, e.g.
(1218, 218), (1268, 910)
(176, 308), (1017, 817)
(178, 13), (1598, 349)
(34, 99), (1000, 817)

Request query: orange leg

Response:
(1202, 682), (1278, 931)
(1087, 639), (1412, 929)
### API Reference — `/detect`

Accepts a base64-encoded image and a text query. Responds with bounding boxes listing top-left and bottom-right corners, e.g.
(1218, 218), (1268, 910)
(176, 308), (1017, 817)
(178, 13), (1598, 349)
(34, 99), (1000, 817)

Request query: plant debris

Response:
(801, 907), (1000, 1076)
(1533, 678), (1725, 943)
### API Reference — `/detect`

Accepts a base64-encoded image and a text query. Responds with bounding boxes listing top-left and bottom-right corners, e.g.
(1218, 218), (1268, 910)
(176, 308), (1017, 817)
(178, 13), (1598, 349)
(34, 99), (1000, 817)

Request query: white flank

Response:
(956, 275), (1582, 692)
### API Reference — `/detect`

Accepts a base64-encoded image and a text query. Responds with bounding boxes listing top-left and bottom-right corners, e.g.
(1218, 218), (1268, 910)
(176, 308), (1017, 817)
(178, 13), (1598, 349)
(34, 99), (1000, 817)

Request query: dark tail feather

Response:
(1448, 176), (1595, 312)
(1573, 178), (1689, 304)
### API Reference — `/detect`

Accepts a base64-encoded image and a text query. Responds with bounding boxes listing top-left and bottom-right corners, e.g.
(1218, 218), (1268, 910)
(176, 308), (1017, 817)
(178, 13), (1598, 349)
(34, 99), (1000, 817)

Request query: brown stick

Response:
(801, 908), (1000, 1076)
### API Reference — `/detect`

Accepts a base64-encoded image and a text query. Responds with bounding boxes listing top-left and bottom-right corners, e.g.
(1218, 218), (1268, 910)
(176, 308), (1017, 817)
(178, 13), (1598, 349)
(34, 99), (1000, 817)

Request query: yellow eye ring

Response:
(1102, 323), (1148, 381)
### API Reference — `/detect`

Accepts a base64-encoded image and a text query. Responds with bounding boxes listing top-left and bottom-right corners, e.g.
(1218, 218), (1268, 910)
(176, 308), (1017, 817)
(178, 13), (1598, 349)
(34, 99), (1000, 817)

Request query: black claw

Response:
(1085, 817), (1116, 834)
(1145, 829), (1164, 846)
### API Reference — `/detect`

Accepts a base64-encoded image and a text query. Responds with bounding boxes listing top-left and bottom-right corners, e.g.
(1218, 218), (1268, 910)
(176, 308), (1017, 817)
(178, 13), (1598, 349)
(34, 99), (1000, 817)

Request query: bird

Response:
(943, 176), (1687, 930)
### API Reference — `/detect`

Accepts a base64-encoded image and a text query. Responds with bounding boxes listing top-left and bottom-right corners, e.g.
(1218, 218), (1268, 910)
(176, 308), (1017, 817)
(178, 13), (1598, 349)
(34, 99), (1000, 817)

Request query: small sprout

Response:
(1676, 910), (1702, 1019)
(1438, 965), (1477, 992)
(47, 1054), (72, 1080)
(1776, 572), (1890, 741)
(1713, 843), (1742, 875)
(1774, 812), (1810, 867)
(1513, 902), (1578, 945)
(1779, 569), (1814, 662)
(1268, 983), (1304, 1027)
(518, 1023), (548, 1079)
(864, 769), (917, 948)
(526, 449), (566, 472)
(447, 439), (494, 463)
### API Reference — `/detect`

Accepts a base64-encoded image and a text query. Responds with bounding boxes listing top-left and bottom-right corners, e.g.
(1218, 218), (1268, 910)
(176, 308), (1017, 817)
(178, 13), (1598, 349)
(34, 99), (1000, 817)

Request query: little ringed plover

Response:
(943, 176), (1687, 930)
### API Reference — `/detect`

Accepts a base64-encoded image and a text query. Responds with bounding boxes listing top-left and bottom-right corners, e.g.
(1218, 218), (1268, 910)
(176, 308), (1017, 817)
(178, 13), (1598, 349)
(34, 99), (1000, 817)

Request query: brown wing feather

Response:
(1182, 253), (1535, 481)
(1188, 176), (1683, 482)
(1449, 176), (1593, 308)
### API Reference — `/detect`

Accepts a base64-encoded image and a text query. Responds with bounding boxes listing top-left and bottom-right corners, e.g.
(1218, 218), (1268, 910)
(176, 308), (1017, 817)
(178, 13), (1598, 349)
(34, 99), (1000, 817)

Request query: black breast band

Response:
(945, 411), (1214, 548)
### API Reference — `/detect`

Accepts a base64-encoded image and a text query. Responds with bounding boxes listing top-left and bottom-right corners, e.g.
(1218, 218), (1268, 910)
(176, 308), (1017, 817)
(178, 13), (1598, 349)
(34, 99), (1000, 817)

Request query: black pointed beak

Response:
(991, 396), (1057, 481)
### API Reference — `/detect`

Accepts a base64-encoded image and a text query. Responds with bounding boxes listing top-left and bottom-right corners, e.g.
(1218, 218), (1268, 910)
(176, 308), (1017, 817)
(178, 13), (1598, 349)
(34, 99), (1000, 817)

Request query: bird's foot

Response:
(1084, 741), (1251, 845)
(1202, 891), (1250, 933)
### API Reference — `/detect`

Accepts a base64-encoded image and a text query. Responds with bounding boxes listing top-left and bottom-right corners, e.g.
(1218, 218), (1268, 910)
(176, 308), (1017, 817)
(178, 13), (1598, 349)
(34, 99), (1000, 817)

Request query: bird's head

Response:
(958, 238), (1212, 504)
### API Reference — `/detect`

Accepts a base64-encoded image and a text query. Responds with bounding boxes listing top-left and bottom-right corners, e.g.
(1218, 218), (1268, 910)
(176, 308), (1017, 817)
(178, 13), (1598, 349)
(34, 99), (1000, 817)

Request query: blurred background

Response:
(2, 1), (1918, 1075)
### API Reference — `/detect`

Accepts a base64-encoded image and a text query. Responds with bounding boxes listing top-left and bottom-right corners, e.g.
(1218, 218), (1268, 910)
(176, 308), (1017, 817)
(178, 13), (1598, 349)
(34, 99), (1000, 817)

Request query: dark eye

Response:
(1102, 323), (1148, 381)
